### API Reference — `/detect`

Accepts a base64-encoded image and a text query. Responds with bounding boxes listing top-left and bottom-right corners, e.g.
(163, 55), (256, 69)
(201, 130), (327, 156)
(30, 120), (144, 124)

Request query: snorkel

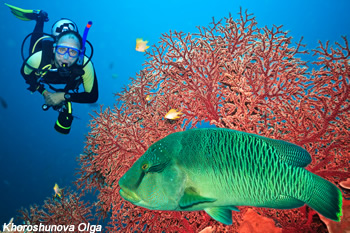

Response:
(77, 21), (92, 66)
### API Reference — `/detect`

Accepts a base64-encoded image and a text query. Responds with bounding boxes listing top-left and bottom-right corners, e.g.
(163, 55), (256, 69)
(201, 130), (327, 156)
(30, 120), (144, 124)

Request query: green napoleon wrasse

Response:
(119, 128), (343, 225)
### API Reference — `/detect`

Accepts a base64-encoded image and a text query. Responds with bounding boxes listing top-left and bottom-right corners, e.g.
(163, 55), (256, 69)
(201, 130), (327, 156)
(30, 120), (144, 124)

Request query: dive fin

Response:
(5, 3), (41, 21)
(204, 207), (234, 225)
(179, 187), (216, 208)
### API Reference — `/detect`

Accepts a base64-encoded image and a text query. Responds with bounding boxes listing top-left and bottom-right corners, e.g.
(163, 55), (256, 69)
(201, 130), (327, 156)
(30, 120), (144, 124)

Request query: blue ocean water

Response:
(0, 0), (349, 228)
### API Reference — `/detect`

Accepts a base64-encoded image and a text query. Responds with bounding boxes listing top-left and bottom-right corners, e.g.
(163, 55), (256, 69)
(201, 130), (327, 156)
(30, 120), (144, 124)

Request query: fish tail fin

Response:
(307, 174), (342, 221)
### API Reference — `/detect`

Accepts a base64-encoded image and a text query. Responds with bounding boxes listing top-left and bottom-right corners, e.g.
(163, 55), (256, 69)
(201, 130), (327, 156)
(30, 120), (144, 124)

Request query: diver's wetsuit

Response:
(8, 5), (98, 133)
(20, 15), (98, 104)
(20, 52), (98, 104)
(29, 10), (47, 54)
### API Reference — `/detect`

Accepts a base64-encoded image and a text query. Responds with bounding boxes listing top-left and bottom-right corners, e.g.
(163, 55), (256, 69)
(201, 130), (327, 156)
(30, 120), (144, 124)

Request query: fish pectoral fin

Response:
(263, 195), (305, 209)
(179, 187), (216, 208)
(204, 207), (233, 225)
(227, 205), (240, 212)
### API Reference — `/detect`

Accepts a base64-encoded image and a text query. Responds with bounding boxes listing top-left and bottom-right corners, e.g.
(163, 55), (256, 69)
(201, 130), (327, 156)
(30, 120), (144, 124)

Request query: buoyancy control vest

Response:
(35, 39), (84, 93)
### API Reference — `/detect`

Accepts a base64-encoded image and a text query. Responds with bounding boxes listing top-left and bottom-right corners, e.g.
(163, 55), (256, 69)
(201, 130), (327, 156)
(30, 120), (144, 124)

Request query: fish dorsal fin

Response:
(261, 137), (311, 167)
(204, 207), (235, 225)
(179, 187), (216, 208)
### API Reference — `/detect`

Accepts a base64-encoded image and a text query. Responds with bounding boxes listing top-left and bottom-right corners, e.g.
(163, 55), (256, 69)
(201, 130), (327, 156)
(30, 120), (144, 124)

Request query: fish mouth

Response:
(119, 187), (141, 203)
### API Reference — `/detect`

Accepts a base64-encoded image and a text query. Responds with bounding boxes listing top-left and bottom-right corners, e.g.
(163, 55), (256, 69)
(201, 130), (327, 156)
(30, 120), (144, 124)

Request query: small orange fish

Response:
(165, 109), (182, 120)
(136, 38), (150, 52)
(53, 183), (62, 198)
(145, 94), (152, 101)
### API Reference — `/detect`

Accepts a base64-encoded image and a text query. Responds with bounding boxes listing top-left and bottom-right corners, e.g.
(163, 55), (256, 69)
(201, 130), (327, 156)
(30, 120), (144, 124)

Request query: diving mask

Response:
(55, 45), (80, 58)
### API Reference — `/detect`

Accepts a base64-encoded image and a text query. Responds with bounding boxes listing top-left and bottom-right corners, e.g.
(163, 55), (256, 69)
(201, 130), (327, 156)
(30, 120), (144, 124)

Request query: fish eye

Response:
(141, 163), (149, 170)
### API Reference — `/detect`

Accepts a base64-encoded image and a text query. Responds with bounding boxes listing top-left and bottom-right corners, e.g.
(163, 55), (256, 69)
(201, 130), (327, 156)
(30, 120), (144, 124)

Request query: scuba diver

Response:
(5, 3), (98, 134)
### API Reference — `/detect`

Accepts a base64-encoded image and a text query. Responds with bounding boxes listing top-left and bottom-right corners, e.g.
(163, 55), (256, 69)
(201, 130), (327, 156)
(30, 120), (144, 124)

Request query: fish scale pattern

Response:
(193, 129), (312, 207)
(263, 138), (312, 167)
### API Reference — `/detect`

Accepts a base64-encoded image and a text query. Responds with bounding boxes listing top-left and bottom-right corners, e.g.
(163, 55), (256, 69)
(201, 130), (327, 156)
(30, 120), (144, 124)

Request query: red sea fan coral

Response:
(76, 8), (350, 232)
(18, 188), (94, 233)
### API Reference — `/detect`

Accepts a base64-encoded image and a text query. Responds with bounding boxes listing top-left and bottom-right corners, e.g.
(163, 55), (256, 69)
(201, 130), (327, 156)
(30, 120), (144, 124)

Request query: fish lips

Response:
(119, 187), (141, 203)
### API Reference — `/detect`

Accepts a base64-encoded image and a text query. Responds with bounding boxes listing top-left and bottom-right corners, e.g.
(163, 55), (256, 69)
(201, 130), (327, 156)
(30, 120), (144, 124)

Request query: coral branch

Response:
(18, 188), (94, 232)
(75, 8), (350, 232)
